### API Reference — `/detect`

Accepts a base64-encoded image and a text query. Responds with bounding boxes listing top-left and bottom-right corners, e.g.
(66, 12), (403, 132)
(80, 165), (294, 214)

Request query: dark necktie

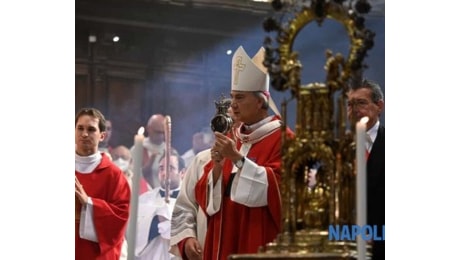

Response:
(366, 134), (372, 160)
(159, 189), (179, 199)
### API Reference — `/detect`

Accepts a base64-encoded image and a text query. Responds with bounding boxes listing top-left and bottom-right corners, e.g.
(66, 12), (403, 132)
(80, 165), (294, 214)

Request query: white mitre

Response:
(231, 46), (269, 93)
(231, 46), (280, 116)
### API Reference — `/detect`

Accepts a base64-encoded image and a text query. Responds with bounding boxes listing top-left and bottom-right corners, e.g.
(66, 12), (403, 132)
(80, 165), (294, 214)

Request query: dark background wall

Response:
(76, 0), (385, 155)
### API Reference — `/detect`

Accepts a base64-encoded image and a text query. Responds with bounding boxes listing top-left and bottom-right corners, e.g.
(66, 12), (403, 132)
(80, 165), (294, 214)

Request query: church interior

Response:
(76, 0), (385, 259)
(75, 0), (384, 155)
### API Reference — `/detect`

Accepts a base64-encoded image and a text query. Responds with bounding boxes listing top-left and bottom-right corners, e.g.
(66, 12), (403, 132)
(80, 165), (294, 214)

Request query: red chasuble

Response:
(75, 154), (131, 260)
(195, 116), (293, 260)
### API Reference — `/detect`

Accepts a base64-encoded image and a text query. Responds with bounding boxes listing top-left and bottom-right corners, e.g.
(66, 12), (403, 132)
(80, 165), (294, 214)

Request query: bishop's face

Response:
(75, 115), (106, 156)
(230, 91), (265, 126)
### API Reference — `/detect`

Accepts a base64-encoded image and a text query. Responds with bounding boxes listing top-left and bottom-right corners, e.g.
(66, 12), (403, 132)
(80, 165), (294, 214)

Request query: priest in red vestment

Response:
(170, 46), (294, 260)
(75, 108), (131, 260)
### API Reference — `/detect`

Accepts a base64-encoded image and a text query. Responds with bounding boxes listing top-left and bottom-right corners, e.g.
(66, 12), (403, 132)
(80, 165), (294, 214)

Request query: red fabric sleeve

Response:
(178, 237), (192, 260)
(91, 171), (130, 256)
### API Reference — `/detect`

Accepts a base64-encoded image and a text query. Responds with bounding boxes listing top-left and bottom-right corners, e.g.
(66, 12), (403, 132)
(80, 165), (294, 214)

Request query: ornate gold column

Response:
(230, 0), (376, 259)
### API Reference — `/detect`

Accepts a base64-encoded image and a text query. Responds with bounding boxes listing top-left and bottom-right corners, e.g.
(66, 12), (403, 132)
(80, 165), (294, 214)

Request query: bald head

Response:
(146, 114), (165, 145)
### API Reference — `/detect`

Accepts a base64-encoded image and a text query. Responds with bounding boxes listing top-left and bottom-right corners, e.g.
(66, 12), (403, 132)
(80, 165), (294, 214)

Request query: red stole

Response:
(194, 128), (287, 260)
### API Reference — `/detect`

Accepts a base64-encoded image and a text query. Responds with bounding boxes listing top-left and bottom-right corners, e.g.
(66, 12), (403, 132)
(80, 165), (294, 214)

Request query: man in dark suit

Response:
(347, 79), (385, 260)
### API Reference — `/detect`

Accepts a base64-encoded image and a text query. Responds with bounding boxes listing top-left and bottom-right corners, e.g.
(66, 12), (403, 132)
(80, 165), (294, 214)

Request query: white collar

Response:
(159, 186), (181, 193)
(366, 120), (380, 144)
(75, 152), (102, 174)
(236, 116), (281, 144)
(242, 116), (272, 133)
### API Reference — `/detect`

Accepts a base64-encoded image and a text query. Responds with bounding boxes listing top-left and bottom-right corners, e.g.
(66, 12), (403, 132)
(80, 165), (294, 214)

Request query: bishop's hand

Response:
(213, 132), (237, 159)
(184, 237), (203, 260)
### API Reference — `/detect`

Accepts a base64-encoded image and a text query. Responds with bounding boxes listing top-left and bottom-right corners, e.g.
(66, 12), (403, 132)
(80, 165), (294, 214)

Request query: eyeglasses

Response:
(347, 99), (371, 109)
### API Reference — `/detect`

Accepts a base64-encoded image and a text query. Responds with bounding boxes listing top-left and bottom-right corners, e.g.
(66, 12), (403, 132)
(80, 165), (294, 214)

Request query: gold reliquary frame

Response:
(233, 0), (379, 258)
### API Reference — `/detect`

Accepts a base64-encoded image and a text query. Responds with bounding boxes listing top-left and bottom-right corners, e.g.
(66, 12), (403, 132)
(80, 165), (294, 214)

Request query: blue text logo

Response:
(328, 225), (385, 241)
